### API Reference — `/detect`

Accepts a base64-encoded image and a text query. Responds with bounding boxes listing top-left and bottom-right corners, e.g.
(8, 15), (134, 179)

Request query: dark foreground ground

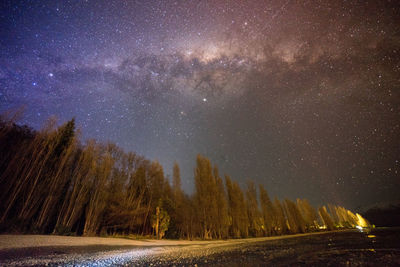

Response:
(1, 228), (399, 266)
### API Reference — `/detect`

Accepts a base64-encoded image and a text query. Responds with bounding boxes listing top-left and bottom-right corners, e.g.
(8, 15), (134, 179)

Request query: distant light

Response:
(356, 225), (363, 230)
(49, 73), (54, 77)
(367, 235), (376, 238)
(203, 98), (207, 102)
(32, 82), (37, 86)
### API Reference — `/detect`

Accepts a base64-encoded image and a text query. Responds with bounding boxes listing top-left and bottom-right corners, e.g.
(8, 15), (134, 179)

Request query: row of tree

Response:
(0, 115), (369, 239)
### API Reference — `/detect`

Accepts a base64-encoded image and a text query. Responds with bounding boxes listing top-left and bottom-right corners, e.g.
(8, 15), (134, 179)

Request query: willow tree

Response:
(152, 202), (170, 239)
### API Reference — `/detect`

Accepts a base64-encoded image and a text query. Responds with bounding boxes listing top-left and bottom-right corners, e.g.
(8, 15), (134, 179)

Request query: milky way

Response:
(1, 0), (399, 209)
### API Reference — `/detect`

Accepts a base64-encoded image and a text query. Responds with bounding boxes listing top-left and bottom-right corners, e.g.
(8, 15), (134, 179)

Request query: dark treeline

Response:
(363, 205), (400, 227)
(0, 116), (370, 239)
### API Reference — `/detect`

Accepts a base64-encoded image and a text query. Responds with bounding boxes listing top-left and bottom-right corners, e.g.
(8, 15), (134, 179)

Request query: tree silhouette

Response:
(0, 116), (370, 238)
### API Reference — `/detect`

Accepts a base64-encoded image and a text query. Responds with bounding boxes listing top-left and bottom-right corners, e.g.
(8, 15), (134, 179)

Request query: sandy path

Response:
(0, 231), (339, 250)
(0, 231), (359, 266)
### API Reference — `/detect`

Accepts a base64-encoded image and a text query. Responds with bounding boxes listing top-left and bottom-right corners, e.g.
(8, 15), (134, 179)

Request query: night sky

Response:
(1, 0), (399, 210)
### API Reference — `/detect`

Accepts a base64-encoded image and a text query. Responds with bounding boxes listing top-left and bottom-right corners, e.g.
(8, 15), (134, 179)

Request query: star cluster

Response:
(1, 0), (399, 209)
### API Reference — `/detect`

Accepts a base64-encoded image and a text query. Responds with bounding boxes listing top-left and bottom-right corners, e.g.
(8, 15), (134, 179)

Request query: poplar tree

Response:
(246, 180), (263, 237)
(193, 155), (218, 239)
(259, 185), (276, 236)
(214, 167), (229, 239)
(225, 176), (248, 238)
(273, 197), (288, 235)
(319, 206), (335, 230)
(0, 115), (371, 239)
(284, 198), (306, 234)
(297, 198), (318, 231)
